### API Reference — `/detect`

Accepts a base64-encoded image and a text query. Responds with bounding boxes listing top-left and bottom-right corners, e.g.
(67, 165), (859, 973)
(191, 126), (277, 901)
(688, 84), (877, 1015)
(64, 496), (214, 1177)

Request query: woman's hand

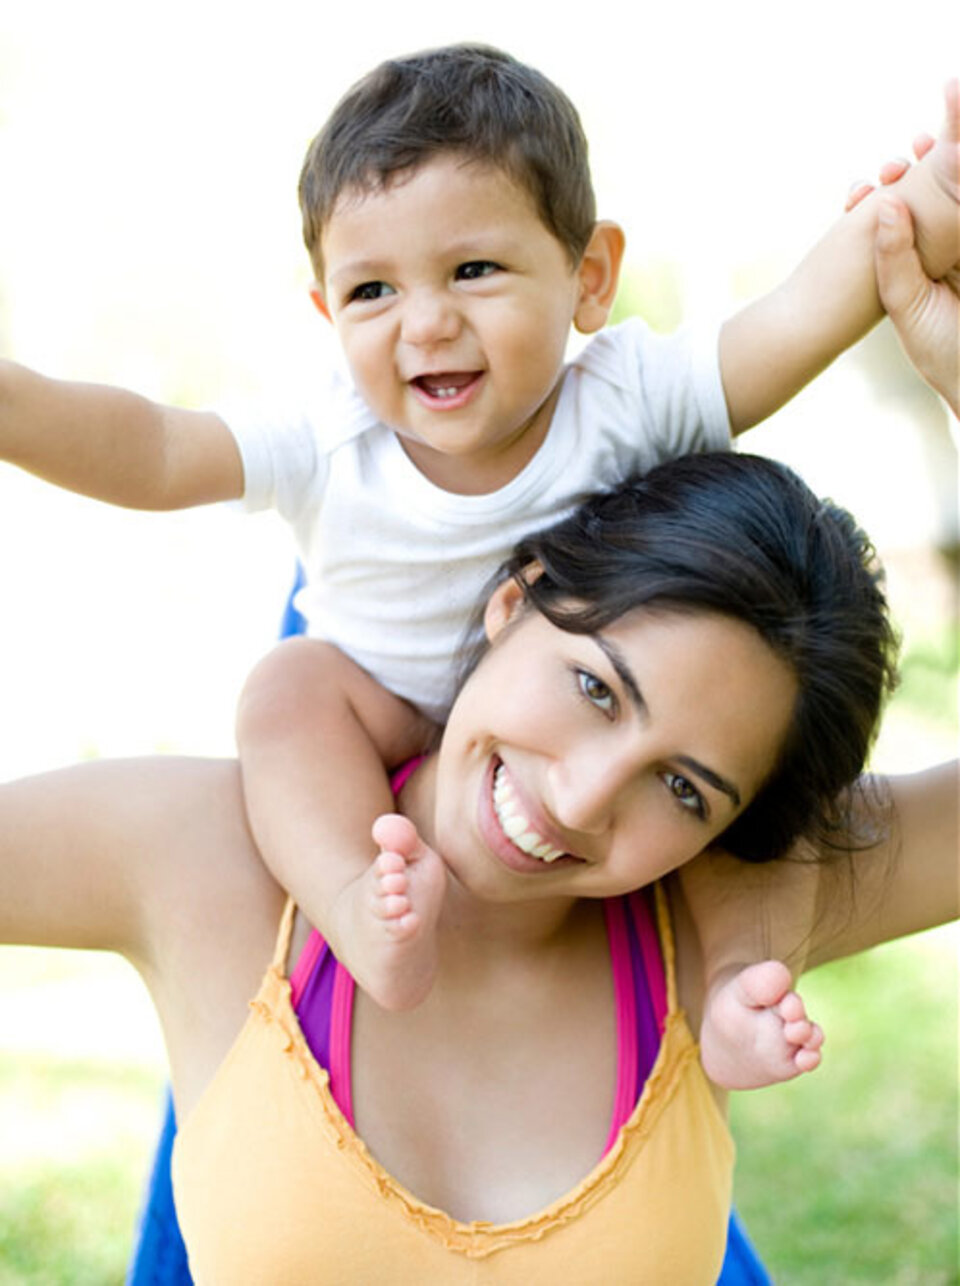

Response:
(874, 198), (959, 415)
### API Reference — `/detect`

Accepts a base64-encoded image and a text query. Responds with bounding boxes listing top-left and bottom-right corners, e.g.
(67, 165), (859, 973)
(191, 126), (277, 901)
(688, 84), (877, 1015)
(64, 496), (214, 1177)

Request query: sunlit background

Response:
(0, 1), (957, 1281)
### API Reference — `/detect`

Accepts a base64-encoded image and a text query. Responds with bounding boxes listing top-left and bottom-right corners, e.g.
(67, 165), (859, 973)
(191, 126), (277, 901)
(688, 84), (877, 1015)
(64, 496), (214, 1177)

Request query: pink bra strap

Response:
(602, 899), (638, 1156)
(329, 967), (356, 1127)
(389, 754), (426, 795)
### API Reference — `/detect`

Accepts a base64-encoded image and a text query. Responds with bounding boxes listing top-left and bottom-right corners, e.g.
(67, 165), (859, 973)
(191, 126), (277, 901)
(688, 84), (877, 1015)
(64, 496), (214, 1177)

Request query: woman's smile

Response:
(480, 757), (583, 873)
(493, 761), (567, 862)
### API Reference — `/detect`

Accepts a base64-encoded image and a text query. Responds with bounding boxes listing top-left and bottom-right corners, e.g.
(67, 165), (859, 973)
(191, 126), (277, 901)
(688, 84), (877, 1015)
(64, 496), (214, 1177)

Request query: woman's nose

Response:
(400, 289), (461, 346)
(548, 748), (636, 836)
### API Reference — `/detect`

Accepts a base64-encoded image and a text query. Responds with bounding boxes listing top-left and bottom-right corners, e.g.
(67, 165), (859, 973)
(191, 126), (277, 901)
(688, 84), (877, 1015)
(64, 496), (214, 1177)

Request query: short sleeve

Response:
(622, 317), (730, 454)
(217, 359), (377, 525)
(572, 317), (731, 464)
(222, 400), (329, 523)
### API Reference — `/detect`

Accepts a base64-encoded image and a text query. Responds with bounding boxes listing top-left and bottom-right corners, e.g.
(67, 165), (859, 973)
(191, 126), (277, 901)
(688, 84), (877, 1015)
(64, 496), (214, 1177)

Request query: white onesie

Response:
(226, 318), (730, 721)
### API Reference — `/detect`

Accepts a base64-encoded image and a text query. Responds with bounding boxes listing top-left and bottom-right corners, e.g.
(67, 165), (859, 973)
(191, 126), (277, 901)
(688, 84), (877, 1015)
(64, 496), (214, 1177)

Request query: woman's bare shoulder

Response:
(0, 755), (282, 966)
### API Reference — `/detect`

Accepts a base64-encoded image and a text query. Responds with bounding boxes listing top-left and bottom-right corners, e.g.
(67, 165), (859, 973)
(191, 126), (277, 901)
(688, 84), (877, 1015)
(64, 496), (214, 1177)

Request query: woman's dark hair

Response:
(462, 452), (899, 863)
(298, 43), (595, 275)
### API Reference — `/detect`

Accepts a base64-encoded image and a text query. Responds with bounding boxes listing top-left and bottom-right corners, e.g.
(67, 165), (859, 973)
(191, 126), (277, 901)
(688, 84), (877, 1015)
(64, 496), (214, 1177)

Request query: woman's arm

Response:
(683, 761), (957, 990)
(805, 761), (958, 969)
(0, 754), (288, 1116)
(0, 758), (166, 956)
(0, 756), (279, 965)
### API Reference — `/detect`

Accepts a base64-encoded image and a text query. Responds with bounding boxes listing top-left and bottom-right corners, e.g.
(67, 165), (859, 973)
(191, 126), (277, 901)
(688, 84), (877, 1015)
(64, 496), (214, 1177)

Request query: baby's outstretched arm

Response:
(236, 639), (442, 1009)
(0, 360), (242, 508)
(720, 79), (959, 432)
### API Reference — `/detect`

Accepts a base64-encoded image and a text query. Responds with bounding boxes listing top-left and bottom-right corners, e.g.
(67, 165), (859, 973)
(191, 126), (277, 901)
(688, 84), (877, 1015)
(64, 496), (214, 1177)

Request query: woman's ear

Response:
(483, 563), (542, 641)
(573, 221), (626, 335)
(309, 283), (332, 323)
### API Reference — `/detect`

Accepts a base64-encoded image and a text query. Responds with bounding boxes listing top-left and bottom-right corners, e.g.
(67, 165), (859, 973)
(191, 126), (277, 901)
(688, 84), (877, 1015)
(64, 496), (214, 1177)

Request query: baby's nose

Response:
(401, 290), (461, 345)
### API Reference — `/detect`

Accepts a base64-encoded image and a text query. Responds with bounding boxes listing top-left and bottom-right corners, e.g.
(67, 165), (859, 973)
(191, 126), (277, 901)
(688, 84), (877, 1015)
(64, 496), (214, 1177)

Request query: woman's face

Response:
(430, 583), (798, 904)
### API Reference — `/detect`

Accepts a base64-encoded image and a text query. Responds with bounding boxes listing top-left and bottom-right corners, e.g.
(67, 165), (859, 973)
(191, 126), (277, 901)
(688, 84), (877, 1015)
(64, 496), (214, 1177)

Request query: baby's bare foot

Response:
(332, 814), (445, 1011)
(700, 960), (824, 1091)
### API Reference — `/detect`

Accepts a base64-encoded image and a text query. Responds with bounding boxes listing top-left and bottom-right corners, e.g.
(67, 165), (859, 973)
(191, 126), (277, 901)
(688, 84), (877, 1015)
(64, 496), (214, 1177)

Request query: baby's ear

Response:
(573, 221), (626, 334)
(309, 284), (332, 323)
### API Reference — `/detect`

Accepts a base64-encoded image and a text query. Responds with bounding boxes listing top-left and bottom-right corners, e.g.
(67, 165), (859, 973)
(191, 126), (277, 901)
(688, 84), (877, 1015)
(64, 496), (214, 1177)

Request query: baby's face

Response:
(316, 154), (586, 493)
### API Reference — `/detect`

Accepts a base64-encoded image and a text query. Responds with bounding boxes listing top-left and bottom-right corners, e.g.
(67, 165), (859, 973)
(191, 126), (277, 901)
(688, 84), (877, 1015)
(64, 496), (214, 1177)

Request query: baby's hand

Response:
(700, 960), (824, 1092)
(846, 134), (934, 212)
(843, 77), (956, 231)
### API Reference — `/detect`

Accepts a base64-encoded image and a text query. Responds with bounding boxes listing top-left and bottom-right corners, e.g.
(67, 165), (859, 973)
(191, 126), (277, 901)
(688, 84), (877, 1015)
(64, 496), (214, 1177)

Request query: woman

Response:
(0, 452), (955, 1283)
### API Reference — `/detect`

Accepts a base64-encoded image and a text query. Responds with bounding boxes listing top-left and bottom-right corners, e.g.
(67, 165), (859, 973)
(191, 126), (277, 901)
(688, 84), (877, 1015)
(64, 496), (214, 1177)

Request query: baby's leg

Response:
(700, 960), (824, 1091)
(334, 814), (446, 1011)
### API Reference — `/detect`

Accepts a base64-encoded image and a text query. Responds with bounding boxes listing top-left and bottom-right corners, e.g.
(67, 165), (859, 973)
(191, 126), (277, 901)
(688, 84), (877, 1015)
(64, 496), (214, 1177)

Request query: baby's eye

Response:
(348, 281), (396, 303)
(576, 668), (616, 717)
(455, 261), (501, 281)
(662, 771), (707, 820)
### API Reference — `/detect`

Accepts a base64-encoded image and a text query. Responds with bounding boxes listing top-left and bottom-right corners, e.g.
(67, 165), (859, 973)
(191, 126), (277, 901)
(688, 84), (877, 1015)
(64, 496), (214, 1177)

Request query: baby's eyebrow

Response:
(326, 258), (387, 289)
(590, 634), (742, 809)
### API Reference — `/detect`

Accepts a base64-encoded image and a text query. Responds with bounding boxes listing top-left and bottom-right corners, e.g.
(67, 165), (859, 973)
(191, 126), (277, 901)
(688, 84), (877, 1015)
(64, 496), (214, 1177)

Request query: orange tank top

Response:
(172, 885), (734, 1283)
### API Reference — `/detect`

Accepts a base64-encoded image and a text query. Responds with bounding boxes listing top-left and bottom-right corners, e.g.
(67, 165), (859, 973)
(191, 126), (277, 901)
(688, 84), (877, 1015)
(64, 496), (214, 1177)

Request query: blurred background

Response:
(0, 1), (956, 1281)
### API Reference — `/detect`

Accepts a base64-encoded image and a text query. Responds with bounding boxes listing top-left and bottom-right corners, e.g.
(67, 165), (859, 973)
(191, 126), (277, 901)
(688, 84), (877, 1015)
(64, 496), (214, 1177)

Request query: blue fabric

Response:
(127, 566), (771, 1284)
(126, 1092), (191, 1285)
(717, 1210), (772, 1284)
(277, 562), (307, 639)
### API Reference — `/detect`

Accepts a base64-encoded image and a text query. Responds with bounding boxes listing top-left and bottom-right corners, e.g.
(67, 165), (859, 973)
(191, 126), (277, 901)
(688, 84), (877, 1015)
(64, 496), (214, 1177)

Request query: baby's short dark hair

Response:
(298, 44), (596, 276)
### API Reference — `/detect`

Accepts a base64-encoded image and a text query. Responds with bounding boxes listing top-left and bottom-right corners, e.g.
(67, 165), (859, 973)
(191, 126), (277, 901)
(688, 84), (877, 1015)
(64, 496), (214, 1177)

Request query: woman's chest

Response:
(349, 942), (618, 1224)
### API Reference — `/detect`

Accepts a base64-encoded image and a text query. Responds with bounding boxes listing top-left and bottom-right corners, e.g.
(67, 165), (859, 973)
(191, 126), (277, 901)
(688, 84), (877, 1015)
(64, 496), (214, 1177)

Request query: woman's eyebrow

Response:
(591, 634), (646, 716)
(591, 634), (742, 808)
(674, 756), (741, 808)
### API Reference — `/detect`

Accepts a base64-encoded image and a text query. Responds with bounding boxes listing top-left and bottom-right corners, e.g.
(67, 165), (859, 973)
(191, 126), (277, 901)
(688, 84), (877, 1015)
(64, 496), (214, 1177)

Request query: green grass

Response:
(0, 1052), (164, 1285)
(731, 927), (958, 1284)
(896, 624), (959, 734)
(0, 948), (166, 1286)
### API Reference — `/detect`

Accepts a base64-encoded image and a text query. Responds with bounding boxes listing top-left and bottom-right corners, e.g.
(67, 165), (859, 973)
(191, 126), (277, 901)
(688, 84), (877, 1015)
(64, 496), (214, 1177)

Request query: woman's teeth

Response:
(493, 764), (566, 862)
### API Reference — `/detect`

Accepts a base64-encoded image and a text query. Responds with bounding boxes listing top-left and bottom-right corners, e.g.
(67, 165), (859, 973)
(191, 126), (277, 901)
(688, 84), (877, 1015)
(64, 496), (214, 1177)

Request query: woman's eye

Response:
(456, 260), (500, 281)
(662, 772), (706, 819)
(348, 280), (395, 302)
(576, 668), (616, 717)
